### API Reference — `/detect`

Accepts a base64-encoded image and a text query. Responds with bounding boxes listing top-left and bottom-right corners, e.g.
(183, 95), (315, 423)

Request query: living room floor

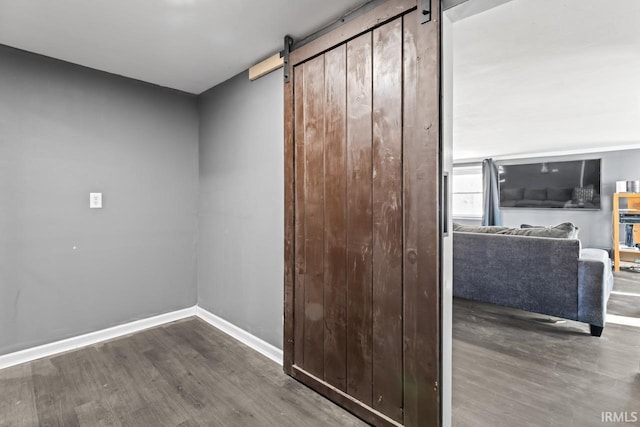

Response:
(453, 271), (640, 427)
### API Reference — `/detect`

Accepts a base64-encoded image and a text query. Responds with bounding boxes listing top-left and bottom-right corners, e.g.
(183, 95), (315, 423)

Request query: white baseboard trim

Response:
(0, 306), (197, 370)
(0, 305), (284, 371)
(195, 306), (283, 366)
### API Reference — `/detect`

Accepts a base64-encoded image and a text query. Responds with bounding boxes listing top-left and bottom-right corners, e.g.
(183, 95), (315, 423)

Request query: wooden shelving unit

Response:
(613, 193), (640, 271)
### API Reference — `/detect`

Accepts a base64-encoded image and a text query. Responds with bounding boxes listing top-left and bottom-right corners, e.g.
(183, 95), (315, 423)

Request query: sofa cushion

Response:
(498, 222), (579, 239)
(521, 222), (580, 238)
(453, 223), (511, 234)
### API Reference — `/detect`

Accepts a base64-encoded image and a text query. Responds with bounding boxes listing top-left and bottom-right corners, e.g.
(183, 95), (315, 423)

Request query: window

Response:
(452, 165), (483, 218)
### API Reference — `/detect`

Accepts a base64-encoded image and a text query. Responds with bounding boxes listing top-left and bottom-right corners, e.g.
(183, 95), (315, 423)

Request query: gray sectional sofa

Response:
(453, 224), (614, 336)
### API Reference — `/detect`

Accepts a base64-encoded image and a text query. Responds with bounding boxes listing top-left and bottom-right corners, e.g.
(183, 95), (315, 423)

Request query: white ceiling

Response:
(0, 0), (365, 94)
(451, 0), (640, 162)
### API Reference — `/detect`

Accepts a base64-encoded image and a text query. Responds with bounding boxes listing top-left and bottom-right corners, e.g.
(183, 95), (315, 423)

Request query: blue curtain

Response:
(482, 158), (502, 226)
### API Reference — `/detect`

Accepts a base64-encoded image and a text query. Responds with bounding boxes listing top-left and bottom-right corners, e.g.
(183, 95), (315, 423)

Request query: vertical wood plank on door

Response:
(372, 17), (404, 424)
(416, 0), (442, 422)
(345, 32), (374, 407)
(303, 54), (326, 379)
(294, 64), (306, 368)
(408, 2), (442, 425)
(402, 10), (420, 426)
(283, 59), (295, 374)
(323, 44), (348, 391)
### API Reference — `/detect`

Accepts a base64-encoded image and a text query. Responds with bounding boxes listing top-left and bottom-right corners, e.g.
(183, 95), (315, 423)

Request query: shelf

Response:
(613, 194), (640, 271)
(620, 260), (640, 268)
(619, 248), (640, 254)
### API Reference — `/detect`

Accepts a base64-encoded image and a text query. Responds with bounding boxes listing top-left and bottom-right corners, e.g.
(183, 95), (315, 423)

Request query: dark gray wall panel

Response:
(0, 45), (199, 355)
(198, 70), (284, 349)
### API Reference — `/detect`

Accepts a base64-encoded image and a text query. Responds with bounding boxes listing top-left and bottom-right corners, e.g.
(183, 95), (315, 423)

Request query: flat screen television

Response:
(499, 159), (601, 210)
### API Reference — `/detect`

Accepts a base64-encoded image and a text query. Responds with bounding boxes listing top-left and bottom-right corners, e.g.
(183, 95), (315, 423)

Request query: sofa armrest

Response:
(578, 248), (613, 328)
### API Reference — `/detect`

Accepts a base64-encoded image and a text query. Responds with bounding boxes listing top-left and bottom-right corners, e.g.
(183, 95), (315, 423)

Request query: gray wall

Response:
(198, 70), (284, 349)
(0, 45), (199, 355)
(453, 149), (640, 249)
(450, 217), (481, 226)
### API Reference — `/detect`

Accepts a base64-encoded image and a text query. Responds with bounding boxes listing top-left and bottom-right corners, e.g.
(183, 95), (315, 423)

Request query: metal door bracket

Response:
(283, 35), (294, 83)
(421, 0), (432, 24)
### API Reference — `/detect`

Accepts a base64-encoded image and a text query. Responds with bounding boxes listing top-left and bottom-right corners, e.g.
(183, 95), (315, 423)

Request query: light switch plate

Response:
(90, 193), (103, 209)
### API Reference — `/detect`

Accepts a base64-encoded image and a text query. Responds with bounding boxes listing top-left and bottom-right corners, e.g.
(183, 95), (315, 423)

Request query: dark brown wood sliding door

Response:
(283, 1), (441, 425)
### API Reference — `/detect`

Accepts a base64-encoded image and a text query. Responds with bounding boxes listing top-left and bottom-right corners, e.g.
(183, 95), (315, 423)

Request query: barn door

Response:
(283, 1), (441, 426)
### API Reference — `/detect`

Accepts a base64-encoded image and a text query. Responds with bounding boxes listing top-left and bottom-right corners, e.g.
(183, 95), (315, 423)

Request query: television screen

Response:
(499, 159), (601, 210)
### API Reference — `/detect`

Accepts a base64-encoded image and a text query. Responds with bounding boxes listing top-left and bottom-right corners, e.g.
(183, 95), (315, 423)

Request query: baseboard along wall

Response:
(0, 306), (283, 370)
(195, 306), (283, 365)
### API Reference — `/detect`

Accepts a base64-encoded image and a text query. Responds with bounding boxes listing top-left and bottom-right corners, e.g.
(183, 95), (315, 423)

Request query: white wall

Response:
(452, 0), (640, 162)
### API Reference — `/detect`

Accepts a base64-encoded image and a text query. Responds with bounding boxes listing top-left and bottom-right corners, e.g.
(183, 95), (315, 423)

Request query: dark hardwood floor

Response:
(0, 318), (365, 427)
(453, 271), (640, 427)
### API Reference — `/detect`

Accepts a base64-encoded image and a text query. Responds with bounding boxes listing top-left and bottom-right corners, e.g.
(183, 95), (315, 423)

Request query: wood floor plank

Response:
(144, 327), (267, 426)
(129, 328), (233, 426)
(164, 320), (363, 427)
(0, 364), (38, 427)
(74, 400), (122, 427)
(90, 341), (159, 426)
(101, 327), (200, 425)
(49, 347), (124, 427)
(95, 339), (173, 426)
(31, 358), (80, 426)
